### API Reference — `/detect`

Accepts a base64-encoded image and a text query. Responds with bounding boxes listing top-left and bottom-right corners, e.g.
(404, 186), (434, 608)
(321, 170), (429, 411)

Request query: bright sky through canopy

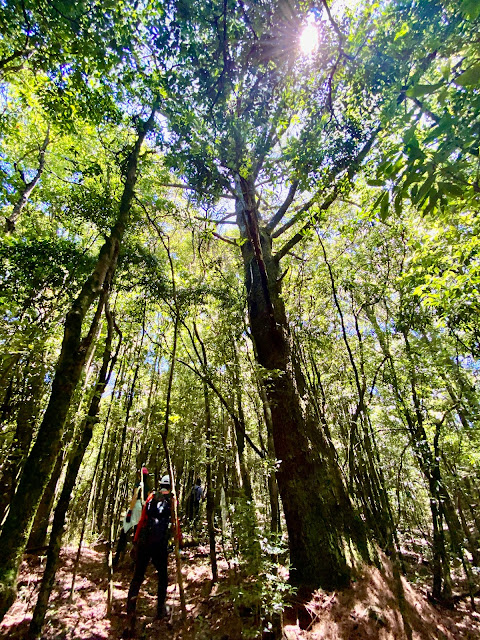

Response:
(300, 19), (319, 54)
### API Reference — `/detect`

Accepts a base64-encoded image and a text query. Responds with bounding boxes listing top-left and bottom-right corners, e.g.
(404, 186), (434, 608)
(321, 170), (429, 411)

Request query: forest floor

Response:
(1, 540), (480, 640)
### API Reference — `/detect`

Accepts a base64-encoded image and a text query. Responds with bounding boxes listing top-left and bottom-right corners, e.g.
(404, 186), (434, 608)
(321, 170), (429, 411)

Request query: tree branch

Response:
(271, 197), (316, 239)
(211, 231), (238, 246)
(159, 182), (235, 199)
(266, 180), (299, 232)
(177, 358), (265, 459)
(274, 127), (379, 261)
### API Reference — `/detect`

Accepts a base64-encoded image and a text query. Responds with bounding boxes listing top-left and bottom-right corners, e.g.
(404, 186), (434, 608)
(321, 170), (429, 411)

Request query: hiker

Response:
(124, 474), (179, 637)
(113, 467), (150, 569)
(192, 477), (203, 522)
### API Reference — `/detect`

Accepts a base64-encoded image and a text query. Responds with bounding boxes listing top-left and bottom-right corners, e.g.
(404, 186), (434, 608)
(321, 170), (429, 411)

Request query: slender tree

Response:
(0, 105), (158, 621)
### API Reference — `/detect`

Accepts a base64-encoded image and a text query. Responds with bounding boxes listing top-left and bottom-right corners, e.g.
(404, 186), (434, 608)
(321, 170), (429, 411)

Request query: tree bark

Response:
(0, 357), (45, 524)
(0, 107), (157, 621)
(28, 296), (116, 638)
(236, 174), (368, 590)
(26, 452), (64, 550)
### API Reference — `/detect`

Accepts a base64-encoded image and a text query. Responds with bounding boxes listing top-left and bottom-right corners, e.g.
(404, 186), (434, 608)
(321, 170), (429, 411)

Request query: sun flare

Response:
(300, 22), (319, 55)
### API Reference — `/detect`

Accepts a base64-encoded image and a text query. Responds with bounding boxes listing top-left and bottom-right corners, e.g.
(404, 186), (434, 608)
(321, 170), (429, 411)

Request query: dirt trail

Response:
(1, 545), (479, 639)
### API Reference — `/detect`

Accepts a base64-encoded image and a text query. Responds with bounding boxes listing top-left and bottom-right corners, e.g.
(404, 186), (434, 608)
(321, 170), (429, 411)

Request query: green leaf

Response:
(440, 61), (451, 80)
(394, 23), (409, 41)
(423, 117), (452, 143)
(405, 82), (443, 98)
(460, 0), (480, 20)
(455, 64), (480, 87)
(379, 193), (389, 221)
(402, 125), (417, 145)
(414, 175), (435, 206)
(394, 191), (403, 216)
(438, 182), (464, 198)
(404, 171), (424, 189)
(425, 188), (439, 214)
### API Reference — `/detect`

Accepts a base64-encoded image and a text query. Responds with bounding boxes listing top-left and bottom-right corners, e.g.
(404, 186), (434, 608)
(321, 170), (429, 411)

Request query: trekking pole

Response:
(163, 445), (187, 622)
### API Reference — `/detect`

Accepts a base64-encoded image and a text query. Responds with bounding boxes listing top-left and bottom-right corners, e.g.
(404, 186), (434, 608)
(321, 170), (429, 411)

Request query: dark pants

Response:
(126, 539), (168, 616)
(113, 527), (134, 568)
(193, 499), (200, 520)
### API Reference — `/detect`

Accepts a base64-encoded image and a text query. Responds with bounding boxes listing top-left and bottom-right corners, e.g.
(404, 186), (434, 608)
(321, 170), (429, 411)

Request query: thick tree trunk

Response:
(28, 298), (115, 638)
(27, 399), (86, 550)
(236, 176), (367, 590)
(27, 452), (64, 550)
(0, 108), (156, 621)
(0, 360), (45, 523)
(27, 413), (81, 550)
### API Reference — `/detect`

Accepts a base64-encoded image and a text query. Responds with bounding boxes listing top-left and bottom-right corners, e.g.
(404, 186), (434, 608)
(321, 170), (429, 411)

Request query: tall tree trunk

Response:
(106, 326), (145, 612)
(0, 107), (157, 621)
(161, 308), (187, 620)
(0, 373), (42, 524)
(365, 305), (459, 601)
(194, 323), (218, 581)
(92, 364), (124, 534)
(319, 244), (394, 549)
(230, 336), (254, 501)
(235, 175), (368, 590)
(27, 452), (65, 550)
(204, 372), (218, 582)
(70, 313), (121, 601)
(27, 409), (81, 549)
(28, 296), (116, 638)
(258, 380), (281, 534)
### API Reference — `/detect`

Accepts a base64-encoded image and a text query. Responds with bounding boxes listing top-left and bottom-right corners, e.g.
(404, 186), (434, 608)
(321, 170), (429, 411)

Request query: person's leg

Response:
(152, 546), (169, 617)
(113, 528), (129, 568)
(123, 543), (150, 637)
(126, 543), (150, 615)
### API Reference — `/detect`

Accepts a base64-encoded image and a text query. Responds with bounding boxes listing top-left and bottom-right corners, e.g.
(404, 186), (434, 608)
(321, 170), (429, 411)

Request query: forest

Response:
(0, 0), (480, 638)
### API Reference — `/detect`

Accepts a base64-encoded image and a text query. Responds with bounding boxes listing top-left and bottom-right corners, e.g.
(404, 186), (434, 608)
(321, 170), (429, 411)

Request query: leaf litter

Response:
(0, 545), (479, 639)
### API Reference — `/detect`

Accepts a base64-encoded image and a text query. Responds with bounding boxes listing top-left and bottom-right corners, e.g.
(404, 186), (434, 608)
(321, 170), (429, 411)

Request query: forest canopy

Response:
(1, 0), (480, 638)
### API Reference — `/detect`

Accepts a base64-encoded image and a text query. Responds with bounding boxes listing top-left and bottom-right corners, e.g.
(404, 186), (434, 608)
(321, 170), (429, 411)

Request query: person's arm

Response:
(126, 486), (141, 521)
